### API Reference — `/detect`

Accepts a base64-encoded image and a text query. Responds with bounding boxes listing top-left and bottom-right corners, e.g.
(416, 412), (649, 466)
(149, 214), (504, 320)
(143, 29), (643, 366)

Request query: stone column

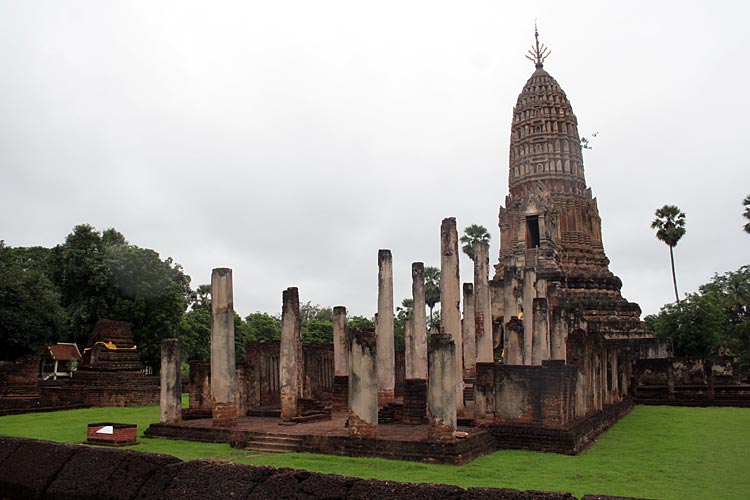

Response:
(504, 317), (524, 365)
(462, 283), (476, 379)
(211, 267), (237, 426)
(376, 249), (395, 405)
(550, 307), (567, 360)
(428, 333), (456, 442)
(406, 263), (428, 380)
(440, 218), (463, 413)
(332, 305), (349, 412)
(473, 361), (495, 423)
(531, 298), (550, 365)
(474, 241), (493, 363)
(280, 287), (302, 421)
(160, 338), (181, 424)
(348, 328), (378, 438)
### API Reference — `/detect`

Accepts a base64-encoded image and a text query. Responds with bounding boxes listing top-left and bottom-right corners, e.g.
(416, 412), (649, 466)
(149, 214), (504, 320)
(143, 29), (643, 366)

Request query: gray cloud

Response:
(1, 1), (748, 320)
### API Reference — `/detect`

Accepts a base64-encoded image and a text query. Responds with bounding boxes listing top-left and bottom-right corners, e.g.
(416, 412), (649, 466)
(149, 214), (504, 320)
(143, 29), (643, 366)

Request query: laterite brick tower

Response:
(491, 28), (662, 365)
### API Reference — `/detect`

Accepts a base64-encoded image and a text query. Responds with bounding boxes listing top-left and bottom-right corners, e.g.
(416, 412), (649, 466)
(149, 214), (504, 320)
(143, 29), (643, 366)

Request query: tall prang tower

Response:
(490, 28), (665, 366)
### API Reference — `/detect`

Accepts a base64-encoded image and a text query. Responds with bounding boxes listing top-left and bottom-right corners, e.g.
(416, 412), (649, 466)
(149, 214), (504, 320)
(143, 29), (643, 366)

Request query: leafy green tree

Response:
(393, 298), (413, 352)
(245, 312), (281, 342)
(193, 284), (211, 309)
(301, 318), (333, 345)
(647, 296), (724, 359)
(647, 266), (750, 369)
(53, 224), (192, 367)
(347, 315), (375, 331)
(424, 266), (441, 328)
(300, 302), (333, 323)
(234, 313), (252, 361)
(460, 224), (491, 261)
(699, 266), (750, 367)
(743, 195), (750, 234)
(53, 224), (111, 342)
(179, 307), (211, 361)
(651, 205), (686, 303)
(0, 242), (67, 359)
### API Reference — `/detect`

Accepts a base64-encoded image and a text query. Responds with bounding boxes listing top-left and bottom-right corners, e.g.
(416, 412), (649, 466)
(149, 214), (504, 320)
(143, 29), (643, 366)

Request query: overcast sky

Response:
(1, 1), (748, 320)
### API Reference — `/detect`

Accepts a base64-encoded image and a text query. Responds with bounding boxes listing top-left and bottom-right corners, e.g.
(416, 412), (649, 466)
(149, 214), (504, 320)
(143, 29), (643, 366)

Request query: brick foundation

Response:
(348, 412), (378, 439)
(212, 402), (237, 427)
(427, 418), (455, 442)
(402, 378), (427, 424)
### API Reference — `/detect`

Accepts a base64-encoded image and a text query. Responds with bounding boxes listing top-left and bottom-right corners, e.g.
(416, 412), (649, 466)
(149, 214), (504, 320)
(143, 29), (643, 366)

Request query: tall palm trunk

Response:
(669, 245), (680, 304)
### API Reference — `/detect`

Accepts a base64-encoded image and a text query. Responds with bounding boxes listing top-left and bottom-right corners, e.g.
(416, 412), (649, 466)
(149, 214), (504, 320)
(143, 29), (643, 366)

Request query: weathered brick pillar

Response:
(474, 241), (493, 364)
(348, 328), (378, 438)
(160, 338), (181, 424)
(462, 283), (476, 379)
(504, 317), (524, 365)
(211, 267), (237, 426)
(474, 361), (495, 423)
(550, 306), (567, 360)
(376, 249), (395, 405)
(332, 305), (349, 412)
(188, 360), (211, 410)
(280, 287), (302, 421)
(440, 218), (463, 413)
(531, 298), (549, 365)
(398, 263), (429, 426)
(407, 262), (428, 380)
(428, 333), (456, 442)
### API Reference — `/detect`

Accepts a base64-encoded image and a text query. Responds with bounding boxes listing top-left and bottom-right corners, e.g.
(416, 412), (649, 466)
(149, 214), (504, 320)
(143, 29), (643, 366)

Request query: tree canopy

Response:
(460, 224), (491, 261)
(0, 243), (66, 360)
(646, 265), (750, 369)
(0, 225), (193, 365)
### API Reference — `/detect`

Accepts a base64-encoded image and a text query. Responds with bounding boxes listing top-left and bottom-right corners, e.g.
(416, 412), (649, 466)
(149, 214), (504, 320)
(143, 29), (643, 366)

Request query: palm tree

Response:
(743, 195), (750, 234)
(424, 266), (440, 328)
(651, 205), (686, 304)
(460, 224), (491, 260)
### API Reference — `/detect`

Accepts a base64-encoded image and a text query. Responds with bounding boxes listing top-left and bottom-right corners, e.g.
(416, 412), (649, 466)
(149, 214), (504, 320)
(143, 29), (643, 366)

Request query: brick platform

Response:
(86, 423), (138, 447)
(145, 414), (494, 464)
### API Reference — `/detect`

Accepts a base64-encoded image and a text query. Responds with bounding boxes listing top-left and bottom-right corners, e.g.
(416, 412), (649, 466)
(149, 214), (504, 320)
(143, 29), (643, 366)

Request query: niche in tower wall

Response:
(526, 215), (540, 248)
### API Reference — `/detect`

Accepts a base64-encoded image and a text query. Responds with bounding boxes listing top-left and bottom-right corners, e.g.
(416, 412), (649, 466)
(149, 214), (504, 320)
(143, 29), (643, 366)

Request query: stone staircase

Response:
(463, 379), (475, 402)
(241, 433), (303, 453)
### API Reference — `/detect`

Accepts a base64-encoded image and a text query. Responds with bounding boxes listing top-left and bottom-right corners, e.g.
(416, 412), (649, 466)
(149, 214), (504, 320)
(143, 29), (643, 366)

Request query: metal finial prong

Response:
(528, 21), (550, 68)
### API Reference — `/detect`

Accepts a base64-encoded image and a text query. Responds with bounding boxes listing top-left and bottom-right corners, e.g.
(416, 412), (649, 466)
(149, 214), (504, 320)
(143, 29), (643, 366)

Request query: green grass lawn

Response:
(1, 404), (748, 500)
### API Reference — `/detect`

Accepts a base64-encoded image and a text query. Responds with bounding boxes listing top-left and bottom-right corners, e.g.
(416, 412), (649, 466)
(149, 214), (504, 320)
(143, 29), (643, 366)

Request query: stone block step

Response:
(242, 434), (303, 453)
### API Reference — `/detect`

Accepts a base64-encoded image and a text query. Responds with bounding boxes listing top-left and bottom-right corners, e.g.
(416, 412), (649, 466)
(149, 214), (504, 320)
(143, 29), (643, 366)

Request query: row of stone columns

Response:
(161, 212), (495, 436)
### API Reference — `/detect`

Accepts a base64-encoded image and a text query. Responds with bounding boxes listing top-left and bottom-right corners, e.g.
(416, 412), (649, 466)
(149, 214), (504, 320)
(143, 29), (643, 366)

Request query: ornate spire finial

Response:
(525, 21), (550, 69)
